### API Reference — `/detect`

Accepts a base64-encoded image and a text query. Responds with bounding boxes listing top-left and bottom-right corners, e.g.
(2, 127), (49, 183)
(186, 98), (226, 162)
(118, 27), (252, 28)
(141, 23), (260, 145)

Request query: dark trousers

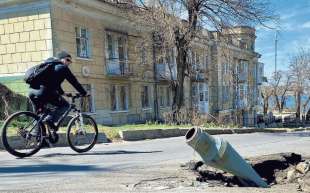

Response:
(29, 87), (70, 124)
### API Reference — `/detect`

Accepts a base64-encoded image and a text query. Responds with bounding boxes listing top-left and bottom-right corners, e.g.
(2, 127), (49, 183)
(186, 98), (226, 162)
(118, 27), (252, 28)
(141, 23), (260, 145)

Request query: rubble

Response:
(186, 153), (310, 191)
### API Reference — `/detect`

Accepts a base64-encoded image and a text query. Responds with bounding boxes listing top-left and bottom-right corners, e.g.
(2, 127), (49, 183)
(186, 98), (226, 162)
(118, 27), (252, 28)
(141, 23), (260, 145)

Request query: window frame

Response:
(110, 84), (129, 111)
(75, 26), (91, 58)
(141, 85), (150, 109)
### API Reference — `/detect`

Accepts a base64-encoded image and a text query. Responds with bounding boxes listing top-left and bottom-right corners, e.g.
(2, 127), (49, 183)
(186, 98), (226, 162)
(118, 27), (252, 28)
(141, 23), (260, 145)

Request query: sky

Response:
(255, 0), (310, 78)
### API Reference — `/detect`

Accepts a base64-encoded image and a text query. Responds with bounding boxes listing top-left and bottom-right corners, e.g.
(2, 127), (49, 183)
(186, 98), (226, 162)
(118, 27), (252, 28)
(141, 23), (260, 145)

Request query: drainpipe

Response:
(152, 34), (159, 121)
(185, 127), (268, 188)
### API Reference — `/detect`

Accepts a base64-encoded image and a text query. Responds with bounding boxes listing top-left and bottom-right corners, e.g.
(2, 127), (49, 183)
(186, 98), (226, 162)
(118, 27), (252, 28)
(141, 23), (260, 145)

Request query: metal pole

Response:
(274, 31), (278, 74)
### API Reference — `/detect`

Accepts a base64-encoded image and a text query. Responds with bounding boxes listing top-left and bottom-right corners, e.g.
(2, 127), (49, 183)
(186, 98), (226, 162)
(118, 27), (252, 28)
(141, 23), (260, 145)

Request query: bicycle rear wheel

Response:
(67, 114), (98, 153)
(1, 111), (43, 158)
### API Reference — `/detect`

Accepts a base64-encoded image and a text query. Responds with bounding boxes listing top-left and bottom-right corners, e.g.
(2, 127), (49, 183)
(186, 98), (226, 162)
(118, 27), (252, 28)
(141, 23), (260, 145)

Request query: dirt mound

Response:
(187, 153), (310, 191)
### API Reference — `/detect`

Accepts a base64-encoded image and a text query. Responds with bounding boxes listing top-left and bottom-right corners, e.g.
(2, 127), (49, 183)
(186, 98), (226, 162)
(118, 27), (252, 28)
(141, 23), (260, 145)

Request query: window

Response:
(199, 83), (208, 102)
(158, 86), (170, 107)
(80, 84), (94, 112)
(76, 27), (91, 58)
(159, 86), (165, 107)
(223, 63), (230, 74)
(110, 85), (129, 111)
(199, 84), (204, 102)
(238, 83), (247, 106)
(119, 86), (127, 110)
(192, 84), (197, 97)
(105, 31), (128, 75)
(239, 40), (247, 49)
(141, 86), (150, 108)
(191, 50), (201, 70)
(222, 86), (229, 101)
(166, 86), (171, 106)
(111, 85), (117, 111)
(238, 60), (248, 74)
(140, 45), (147, 65)
(107, 34), (114, 59)
(204, 85), (209, 102)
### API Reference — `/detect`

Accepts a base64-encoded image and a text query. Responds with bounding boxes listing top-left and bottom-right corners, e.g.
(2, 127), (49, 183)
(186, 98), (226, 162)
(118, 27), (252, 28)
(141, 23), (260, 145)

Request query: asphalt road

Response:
(0, 131), (309, 193)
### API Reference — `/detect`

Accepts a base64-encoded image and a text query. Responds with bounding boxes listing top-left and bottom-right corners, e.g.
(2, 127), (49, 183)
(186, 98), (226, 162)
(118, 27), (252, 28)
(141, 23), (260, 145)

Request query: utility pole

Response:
(274, 30), (278, 74)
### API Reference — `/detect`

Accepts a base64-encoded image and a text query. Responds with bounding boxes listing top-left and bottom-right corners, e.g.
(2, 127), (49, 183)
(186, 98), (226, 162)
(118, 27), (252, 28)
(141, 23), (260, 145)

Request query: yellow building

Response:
(0, 0), (263, 126)
(210, 27), (263, 126)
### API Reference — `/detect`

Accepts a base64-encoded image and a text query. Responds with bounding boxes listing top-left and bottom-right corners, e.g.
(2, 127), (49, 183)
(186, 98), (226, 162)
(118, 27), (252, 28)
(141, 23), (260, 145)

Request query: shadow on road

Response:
(0, 164), (110, 174)
(38, 150), (163, 158)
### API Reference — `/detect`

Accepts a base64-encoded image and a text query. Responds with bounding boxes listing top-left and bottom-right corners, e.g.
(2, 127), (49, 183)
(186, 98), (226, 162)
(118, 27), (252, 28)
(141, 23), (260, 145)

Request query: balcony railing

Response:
(106, 58), (132, 77)
(237, 71), (248, 82)
(192, 72), (207, 81)
(156, 63), (177, 80)
(237, 99), (247, 108)
(257, 75), (263, 85)
(190, 64), (208, 81)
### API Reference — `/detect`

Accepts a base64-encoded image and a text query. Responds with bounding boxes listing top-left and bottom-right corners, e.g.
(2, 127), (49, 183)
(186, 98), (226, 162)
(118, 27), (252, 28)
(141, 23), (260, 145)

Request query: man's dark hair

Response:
(57, 51), (71, 59)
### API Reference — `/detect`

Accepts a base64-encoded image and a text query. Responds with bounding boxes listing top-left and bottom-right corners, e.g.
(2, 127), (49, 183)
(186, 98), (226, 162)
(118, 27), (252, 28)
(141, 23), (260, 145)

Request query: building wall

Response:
(0, 0), (262, 126)
(50, 0), (155, 125)
(0, 0), (53, 95)
(212, 28), (260, 126)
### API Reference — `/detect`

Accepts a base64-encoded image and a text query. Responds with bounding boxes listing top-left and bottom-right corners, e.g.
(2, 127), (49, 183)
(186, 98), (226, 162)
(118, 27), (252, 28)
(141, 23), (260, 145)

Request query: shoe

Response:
(41, 139), (53, 148)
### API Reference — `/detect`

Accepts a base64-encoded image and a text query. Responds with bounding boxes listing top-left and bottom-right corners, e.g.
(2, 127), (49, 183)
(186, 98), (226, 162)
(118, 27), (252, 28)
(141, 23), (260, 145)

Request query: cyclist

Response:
(28, 51), (87, 132)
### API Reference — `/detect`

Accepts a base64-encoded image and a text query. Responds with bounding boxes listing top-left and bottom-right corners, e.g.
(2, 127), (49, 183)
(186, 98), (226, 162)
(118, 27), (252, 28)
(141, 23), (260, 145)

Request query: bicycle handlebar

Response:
(64, 93), (90, 98)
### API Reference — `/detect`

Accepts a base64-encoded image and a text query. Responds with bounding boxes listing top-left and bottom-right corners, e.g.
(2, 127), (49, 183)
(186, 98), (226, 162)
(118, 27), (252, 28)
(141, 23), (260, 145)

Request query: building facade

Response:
(0, 0), (263, 126)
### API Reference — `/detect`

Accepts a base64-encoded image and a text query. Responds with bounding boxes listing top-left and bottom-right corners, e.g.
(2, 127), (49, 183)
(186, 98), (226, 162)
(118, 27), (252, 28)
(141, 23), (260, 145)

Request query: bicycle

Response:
(1, 93), (98, 158)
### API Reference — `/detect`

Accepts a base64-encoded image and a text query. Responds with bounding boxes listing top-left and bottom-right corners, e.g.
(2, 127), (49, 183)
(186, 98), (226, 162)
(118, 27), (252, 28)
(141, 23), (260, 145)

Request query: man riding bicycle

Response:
(28, 51), (87, 132)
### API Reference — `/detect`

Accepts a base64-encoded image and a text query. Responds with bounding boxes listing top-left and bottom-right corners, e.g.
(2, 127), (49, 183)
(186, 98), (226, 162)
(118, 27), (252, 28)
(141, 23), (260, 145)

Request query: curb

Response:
(119, 128), (189, 141)
(119, 127), (310, 141)
(0, 133), (108, 150)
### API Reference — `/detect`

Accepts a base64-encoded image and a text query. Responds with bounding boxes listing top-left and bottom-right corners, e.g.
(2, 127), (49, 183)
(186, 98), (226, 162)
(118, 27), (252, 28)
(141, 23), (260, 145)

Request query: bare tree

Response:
(109, 0), (274, 119)
(260, 82), (273, 116)
(289, 48), (310, 120)
(269, 70), (291, 113)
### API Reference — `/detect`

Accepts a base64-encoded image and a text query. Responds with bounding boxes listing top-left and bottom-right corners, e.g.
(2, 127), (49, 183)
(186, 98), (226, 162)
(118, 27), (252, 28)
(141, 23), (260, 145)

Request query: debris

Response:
(296, 161), (310, 174)
(287, 169), (297, 183)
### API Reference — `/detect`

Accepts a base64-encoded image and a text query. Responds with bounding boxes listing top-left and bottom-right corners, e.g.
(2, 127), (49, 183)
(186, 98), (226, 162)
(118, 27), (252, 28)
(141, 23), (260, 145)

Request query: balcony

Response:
(156, 63), (177, 80)
(190, 64), (208, 82)
(257, 75), (264, 85)
(237, 99), (247, 109)
(237, 71), (248, 82)
(192, 72), (207, 82)
(106, 59), (133, 77)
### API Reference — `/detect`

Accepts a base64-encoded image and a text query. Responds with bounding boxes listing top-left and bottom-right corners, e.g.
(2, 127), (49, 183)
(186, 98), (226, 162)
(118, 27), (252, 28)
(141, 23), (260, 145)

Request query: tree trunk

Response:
(296, 91), (301, 121)
(263, 98), (269, 116)
(302, 96), (310, 123)
(275, 94), (281, 113)
(172, 41), (187, 116)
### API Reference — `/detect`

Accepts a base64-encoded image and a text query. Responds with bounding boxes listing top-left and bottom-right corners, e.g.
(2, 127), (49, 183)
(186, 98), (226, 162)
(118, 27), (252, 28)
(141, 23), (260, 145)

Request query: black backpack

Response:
(24, 58), (60, 86)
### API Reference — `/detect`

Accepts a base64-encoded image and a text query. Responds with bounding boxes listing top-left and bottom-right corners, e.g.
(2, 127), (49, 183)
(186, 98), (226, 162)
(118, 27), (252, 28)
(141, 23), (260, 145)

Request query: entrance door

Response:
(198, 82), (209, 113)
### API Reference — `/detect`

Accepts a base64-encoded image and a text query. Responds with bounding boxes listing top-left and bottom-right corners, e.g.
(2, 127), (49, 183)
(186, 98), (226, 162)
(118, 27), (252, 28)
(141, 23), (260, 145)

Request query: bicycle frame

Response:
(35, 95), (85, 135)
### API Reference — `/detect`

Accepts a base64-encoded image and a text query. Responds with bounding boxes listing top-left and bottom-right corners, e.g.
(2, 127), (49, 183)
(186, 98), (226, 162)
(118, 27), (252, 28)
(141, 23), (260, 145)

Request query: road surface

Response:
(0, 131), (309, 192)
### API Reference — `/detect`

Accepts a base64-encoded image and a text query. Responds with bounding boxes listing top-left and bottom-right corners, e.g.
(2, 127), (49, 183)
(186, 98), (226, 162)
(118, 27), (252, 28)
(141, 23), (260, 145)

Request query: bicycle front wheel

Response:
(67, 114), (98, 153)
(1, 111), (43, 158)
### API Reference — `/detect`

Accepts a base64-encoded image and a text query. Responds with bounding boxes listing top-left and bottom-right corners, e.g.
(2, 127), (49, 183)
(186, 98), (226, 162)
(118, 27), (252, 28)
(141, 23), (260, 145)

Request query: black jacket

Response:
(31, 59), (87, 96)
